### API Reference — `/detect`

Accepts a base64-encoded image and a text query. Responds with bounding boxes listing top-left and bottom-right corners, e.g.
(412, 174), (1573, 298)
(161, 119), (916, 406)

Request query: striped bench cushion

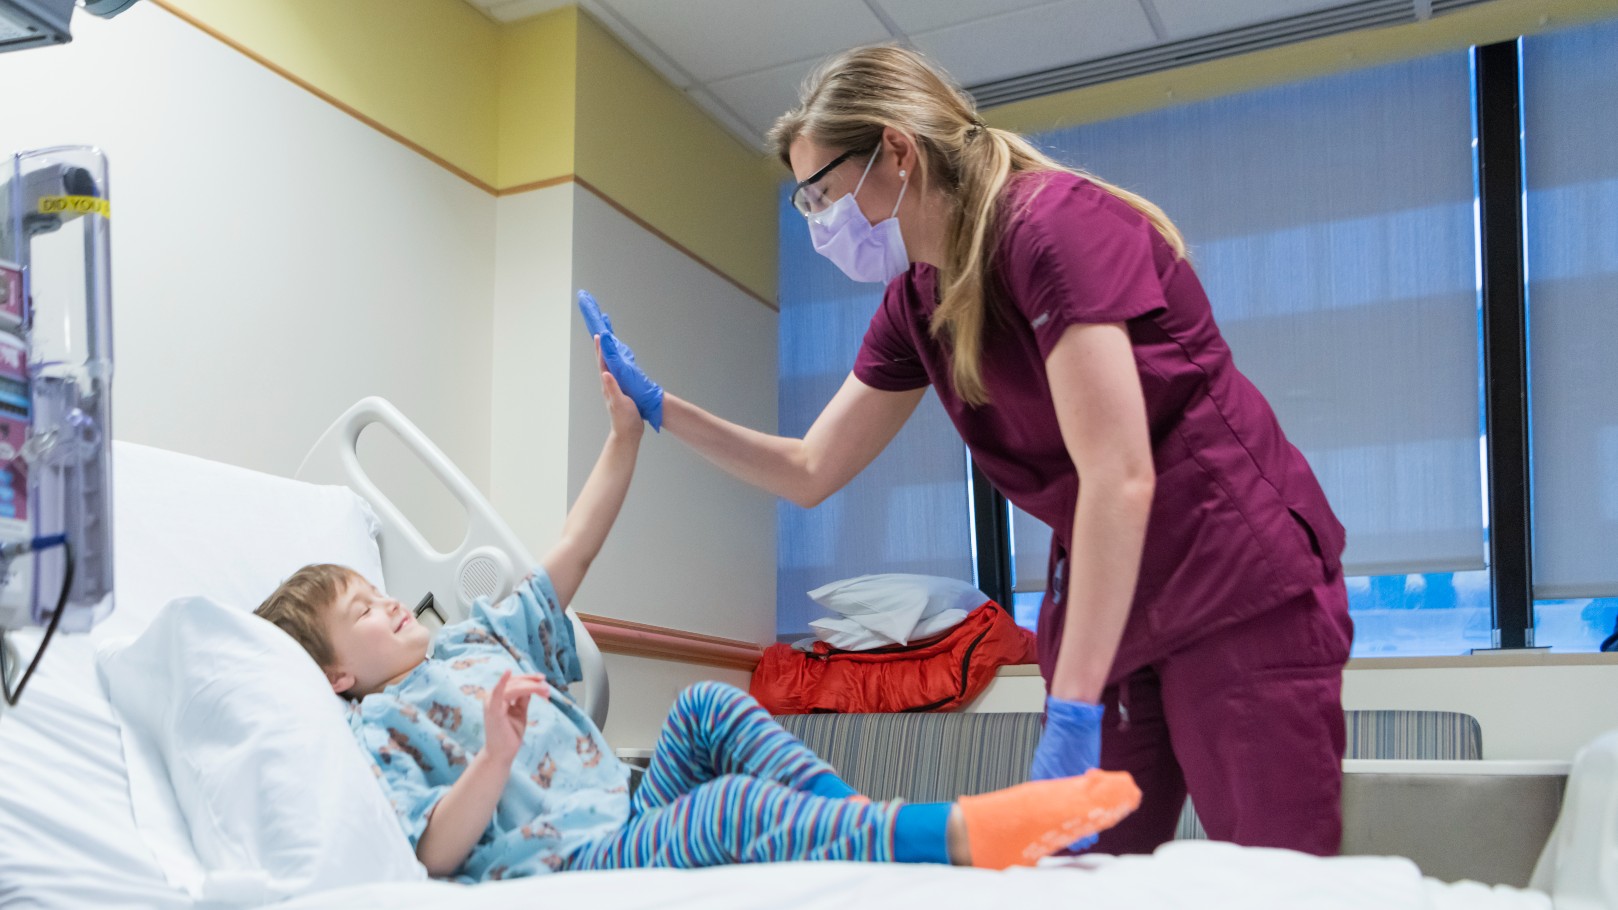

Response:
(774, 712), (1043, 802)
(775, 708), (1482, 842)
(1345, 709), (1482, 760)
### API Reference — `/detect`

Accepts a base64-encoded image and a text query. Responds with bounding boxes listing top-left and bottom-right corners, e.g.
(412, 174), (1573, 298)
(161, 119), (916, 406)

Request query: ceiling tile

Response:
(598, 0), (893, 83)
(910, 0), (1158, 87)
(874, 0), (1070, 35)
(703, 57), (823, 145)
(1150, 0), (1355, 40)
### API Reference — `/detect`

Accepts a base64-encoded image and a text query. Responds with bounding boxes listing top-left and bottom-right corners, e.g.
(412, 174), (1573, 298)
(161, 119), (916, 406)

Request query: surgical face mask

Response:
(807, 149), (910, 284)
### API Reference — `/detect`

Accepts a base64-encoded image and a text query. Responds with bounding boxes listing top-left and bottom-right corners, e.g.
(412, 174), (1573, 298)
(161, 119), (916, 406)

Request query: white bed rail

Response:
(296, 396), (609, 729)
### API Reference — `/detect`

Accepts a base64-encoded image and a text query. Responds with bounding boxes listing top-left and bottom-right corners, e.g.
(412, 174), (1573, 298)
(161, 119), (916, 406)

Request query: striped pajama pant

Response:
(565, 681), (900, 869)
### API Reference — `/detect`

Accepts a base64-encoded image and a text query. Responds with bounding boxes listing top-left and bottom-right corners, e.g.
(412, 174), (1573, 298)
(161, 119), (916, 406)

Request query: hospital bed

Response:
(0, 397), (1613, 910)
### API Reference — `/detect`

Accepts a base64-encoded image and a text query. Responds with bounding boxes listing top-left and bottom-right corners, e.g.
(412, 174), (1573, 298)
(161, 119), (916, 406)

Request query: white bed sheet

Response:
(0, 631), (189, 910)
(272, 844), (1551, 910)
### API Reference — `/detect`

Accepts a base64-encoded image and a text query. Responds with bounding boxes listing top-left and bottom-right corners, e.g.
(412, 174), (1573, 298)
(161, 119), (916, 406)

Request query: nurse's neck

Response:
(901, 184), (955, 270)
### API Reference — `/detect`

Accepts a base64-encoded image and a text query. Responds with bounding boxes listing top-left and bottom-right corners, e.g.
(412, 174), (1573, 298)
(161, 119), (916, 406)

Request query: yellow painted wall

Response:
(572, 12), (778, 301)
(496, 6), (577, 190)
(154, 0), (501, 188)
(988, 0), (1618, 134)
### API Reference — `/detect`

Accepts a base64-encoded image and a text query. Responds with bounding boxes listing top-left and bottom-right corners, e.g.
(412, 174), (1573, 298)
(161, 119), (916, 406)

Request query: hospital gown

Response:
(350, 572), (629, 881)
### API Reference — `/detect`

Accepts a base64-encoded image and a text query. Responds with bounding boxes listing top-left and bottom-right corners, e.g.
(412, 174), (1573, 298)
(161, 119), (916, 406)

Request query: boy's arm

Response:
(414, 748), (513, 877)
(542, 346), (644, 607)
(415, 672), (547, 877)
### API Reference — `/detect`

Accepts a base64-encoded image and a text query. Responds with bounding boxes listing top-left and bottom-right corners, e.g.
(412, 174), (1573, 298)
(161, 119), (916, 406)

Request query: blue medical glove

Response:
(578, 289), (664, 431)
(600, 333), (664, 432)
(1030, 695), (1106, 851)
(577, 289), (615, 340)
(1031, 695), (1104, 780)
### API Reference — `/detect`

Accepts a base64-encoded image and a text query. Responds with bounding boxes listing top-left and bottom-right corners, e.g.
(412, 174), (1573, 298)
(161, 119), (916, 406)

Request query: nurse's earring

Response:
(892, 169), (910, 218)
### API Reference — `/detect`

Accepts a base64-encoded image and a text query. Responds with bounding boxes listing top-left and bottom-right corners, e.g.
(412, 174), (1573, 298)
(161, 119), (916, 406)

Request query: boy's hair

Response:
(254, 563), (360, 668)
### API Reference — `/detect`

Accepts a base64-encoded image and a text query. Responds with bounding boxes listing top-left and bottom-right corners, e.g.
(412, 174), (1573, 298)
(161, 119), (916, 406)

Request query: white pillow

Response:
(97, 440), (390, 644)
(806, 574), (989, 649)
(97, 597), (425, 904)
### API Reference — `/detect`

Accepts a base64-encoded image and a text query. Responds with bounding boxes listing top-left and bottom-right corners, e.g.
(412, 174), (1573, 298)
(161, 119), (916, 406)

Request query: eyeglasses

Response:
(789, 147), (868, 216)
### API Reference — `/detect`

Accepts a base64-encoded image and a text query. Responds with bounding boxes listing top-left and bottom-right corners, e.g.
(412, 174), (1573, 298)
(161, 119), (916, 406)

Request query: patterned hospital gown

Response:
(349, 571), (630, 882)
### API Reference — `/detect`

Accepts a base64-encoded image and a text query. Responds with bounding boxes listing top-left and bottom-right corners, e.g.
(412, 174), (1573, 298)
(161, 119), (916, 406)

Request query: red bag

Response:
(750, 602), (1038, 714)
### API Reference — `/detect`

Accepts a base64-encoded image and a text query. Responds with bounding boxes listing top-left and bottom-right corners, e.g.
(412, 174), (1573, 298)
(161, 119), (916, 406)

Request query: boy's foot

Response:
(956, 769), (1141, 869)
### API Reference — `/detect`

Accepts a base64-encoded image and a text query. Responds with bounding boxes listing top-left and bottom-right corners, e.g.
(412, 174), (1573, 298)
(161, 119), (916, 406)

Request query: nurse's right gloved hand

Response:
(600, 334), (664, 432)
(577, 289), (615, 340)
(1029, 695), (1106, 851)
(577, 290), (664, 431)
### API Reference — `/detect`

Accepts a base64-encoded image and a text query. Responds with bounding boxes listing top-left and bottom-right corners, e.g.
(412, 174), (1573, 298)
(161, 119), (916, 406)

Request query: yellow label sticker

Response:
(37, 195), (110, 219)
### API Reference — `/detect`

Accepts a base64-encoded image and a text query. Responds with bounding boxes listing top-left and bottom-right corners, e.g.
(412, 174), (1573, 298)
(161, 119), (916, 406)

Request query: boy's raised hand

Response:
(599, 333), (664, 432)
(597, 336), (645, 441)
(482, 670), (550, 765)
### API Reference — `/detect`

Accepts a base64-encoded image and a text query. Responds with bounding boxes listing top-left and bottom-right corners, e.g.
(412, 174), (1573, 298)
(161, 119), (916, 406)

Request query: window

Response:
(1522, 18), (1618, 651)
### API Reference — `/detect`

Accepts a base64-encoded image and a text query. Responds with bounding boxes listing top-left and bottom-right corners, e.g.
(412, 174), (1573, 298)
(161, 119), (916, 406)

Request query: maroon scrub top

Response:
(853, 171), (1346, 680)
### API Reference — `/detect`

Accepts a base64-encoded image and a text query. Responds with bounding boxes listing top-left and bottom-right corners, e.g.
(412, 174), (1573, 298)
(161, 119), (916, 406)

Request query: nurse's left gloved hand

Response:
(578, 290), (664, 432)
(600, 334), (664, 432)
(1030, 695), (1106, 851)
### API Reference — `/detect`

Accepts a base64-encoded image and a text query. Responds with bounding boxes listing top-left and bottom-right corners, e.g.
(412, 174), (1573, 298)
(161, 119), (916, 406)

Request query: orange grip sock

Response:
(956, 769), (1141, 870)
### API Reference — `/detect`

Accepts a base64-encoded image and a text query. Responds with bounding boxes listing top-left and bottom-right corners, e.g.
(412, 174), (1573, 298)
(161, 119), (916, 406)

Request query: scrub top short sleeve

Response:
(853, 283), (931, 392)
(997, 176), (1169, 359)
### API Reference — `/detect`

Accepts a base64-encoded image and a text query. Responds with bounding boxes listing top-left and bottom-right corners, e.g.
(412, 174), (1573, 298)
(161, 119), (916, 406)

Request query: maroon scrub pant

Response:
(1087, 567), (1352, 856)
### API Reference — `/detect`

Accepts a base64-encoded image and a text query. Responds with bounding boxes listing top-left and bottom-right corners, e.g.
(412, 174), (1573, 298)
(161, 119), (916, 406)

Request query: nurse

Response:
(585, 45), (1353, 855)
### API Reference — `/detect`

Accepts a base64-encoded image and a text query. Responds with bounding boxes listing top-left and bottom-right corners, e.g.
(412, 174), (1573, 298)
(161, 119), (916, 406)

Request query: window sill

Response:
(1347, 651), (1618, 669)
(990, 652), (1618, 678)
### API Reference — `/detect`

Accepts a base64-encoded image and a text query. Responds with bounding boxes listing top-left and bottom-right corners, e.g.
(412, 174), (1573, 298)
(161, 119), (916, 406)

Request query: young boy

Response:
(256, 346), (1141, 883)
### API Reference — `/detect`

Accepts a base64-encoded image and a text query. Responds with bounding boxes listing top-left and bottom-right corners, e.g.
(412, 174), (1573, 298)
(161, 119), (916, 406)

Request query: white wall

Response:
(0, 4), (496, 540)
(567, 188), (778, 644)
(488, 185), (575, 555)
(559, 188), (778, 747)
(598, 653), (751, 750)
(474, 183), (778, 748)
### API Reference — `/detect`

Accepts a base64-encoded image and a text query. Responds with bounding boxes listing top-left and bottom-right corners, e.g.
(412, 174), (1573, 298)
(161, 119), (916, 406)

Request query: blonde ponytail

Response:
(770, 45), (1186, 405)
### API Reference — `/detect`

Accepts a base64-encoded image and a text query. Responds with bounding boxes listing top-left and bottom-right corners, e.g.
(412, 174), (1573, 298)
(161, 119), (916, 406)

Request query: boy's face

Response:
(322, 576), (432, 698)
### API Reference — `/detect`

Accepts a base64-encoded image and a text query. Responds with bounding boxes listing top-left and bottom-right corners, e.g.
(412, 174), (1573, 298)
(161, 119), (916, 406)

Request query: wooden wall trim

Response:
(578, 612), (764, 672)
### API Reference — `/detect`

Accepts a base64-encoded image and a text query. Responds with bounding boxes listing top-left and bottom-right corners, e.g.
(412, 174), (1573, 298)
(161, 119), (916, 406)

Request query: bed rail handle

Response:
(296, 396), (609, 729)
